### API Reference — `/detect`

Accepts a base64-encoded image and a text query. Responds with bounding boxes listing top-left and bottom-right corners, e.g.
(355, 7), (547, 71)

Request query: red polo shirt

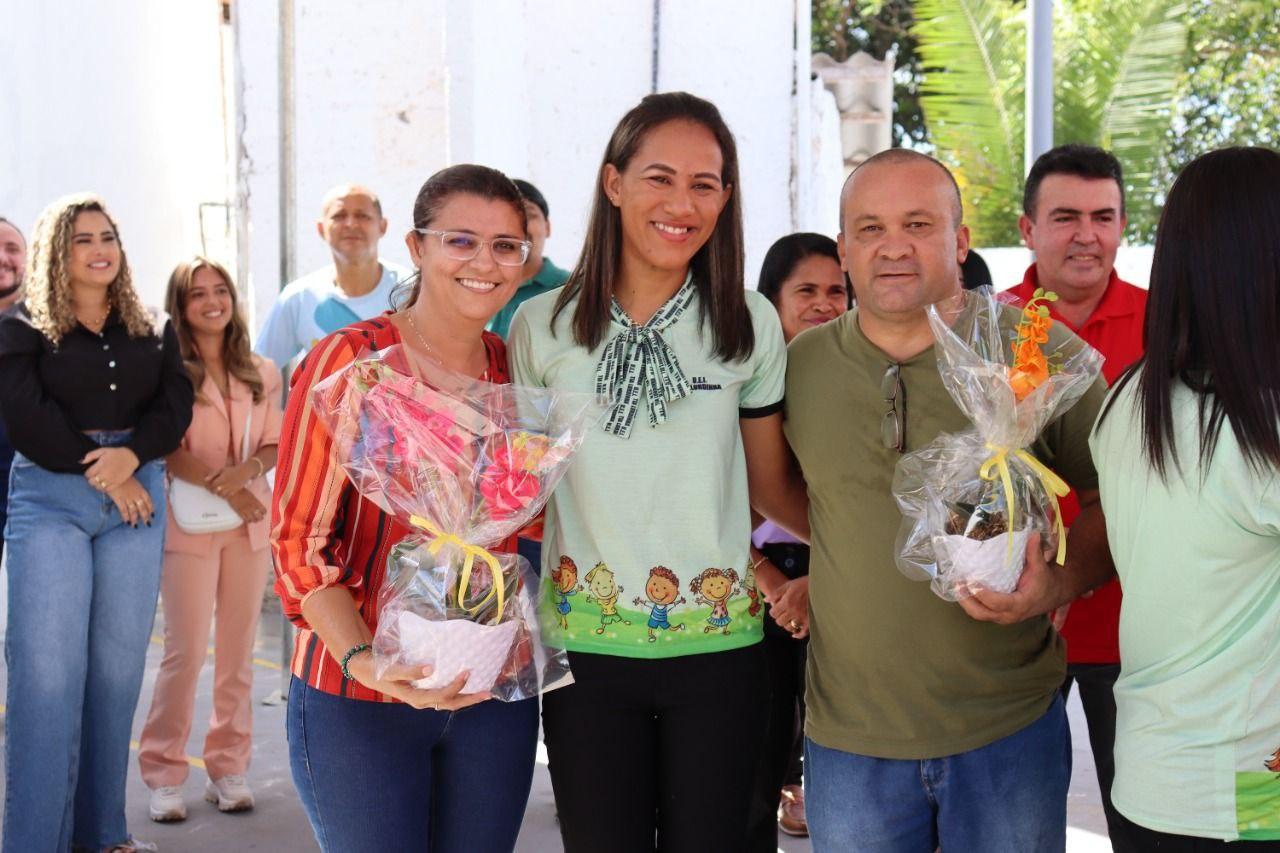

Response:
(1008, 264), (1147, 664)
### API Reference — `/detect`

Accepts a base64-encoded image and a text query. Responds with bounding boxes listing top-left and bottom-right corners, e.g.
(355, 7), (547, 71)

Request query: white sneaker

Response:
(148, 786), (186, 822)
(205, 774), (255, 812)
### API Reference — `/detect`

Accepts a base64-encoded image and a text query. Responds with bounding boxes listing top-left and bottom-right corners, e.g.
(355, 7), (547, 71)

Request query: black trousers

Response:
(542, 644), (768, 853)
(1064, 662), (1140, 853)
(744, 629), (807, 853)
(1117, 812), (1280, 851)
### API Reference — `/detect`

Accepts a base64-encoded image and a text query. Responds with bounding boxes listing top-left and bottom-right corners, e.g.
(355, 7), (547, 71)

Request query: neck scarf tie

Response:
(594, 276), (696, 438)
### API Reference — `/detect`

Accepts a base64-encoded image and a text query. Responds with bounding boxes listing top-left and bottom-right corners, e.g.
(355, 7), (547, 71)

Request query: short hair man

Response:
(1009, 143), (1148, 853)
(0, 215), (24, 564)
(0, 216), (26, 311)
(254, 184), (409, 378)
(783, 149), (1115, 851)
(485, 179), (571, 339)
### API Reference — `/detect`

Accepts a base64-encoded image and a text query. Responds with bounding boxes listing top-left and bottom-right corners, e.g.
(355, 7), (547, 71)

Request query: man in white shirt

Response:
(254, 184), (409, 379)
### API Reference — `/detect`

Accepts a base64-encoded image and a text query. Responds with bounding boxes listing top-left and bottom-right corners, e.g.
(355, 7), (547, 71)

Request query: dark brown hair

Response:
(1023, 144), (1125, 218)
(552, 92), (753, 361)
(0, 217), (24, 243)
(165, 256), (264, 403)
(391, 164), (527, 309)
(756, 232), (849, 308)
(1100, 146), (1280, 477)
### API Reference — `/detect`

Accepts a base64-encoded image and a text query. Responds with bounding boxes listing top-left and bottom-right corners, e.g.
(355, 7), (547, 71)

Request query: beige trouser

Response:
(137, 528), (270, 788)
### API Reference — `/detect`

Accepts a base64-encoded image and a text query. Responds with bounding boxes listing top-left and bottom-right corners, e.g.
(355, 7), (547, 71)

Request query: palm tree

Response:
(913, 0), (1187, 245)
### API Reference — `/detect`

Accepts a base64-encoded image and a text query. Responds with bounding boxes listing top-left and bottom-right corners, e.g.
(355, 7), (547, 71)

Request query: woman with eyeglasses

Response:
(745, 231), (849, 849)
(0, 194), (193, 853)
(272, 164), (539, 851)
(508, 92), (807, 852)
(1091, 147), (1280, 848)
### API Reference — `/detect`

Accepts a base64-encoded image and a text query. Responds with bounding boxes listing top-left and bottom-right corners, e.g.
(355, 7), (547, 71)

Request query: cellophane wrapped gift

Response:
(311, 345), (605, 700)
(892, 288), (1104, 601)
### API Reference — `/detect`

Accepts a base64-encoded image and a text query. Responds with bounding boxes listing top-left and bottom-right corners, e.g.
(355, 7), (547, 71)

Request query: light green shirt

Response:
(509, 285), (786, 658)
(1092, 379), (1280, 841)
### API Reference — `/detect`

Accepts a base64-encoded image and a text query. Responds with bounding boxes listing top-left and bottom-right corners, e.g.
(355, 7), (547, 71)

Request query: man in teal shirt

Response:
(487, 179), (571, 339)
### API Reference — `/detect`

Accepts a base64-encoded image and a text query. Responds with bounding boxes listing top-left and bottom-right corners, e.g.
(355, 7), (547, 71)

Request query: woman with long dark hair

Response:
(0, 194), (193, 852)
(138, 257), (282, 821)
(508, 91), (806, 851)
(1092, 146), (1280, 848)
(746, 231), (848, 849)
(272, 164), (540, 851)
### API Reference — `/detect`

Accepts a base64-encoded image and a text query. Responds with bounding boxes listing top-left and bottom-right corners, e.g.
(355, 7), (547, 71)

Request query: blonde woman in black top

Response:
(0, 194), (192, 853)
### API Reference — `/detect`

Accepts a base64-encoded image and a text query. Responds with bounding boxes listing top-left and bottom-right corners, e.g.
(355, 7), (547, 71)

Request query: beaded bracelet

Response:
(340, 642), (371, 681)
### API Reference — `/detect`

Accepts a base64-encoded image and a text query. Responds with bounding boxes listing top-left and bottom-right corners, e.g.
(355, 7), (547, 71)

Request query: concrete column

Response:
(812, 51), (895, 173)
(1025, 0), (1054, 170)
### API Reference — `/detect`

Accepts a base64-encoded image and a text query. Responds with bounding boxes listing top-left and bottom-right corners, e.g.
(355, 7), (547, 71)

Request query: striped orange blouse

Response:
(271, 315), (513, 702)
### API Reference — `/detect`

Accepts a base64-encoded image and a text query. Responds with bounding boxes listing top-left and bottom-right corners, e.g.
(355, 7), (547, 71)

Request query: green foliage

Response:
(812, 0), (930, 148)
(913, 0), (1188, 246)
(913, 0), (1026, 243)
(812, 0), (1278, 246)
(1055, 1), (1189, 240)
(1150, 0), (1280, 241)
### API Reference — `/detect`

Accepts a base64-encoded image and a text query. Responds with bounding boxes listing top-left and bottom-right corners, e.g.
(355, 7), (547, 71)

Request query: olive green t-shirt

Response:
(784, 307), (1106, 759)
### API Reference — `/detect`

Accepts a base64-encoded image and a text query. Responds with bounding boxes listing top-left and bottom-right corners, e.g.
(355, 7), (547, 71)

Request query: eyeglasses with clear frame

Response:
(414, 229), (531, 267)
(881, 362), (906, 453)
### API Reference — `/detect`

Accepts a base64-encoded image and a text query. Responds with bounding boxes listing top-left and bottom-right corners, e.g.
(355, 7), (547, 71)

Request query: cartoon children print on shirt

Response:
(690, 568), (740, 635)
(584, 562), (631, 635)
(552, 556), (583, 630)
(633, 565), (686, 643)
(744, 563), (761, 617)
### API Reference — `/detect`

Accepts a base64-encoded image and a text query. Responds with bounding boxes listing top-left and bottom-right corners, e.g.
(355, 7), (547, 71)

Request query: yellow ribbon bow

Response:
(978, 443), (1072, 567)
(409, 515), (506, 621)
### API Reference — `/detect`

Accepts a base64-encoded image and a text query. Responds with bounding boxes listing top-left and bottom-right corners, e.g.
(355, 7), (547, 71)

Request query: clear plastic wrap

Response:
(893, 288), (1105, 601)
(311, 344), (606, 700)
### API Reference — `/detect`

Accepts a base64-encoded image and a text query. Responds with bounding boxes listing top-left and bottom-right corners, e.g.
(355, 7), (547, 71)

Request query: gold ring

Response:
(789, 620), (800, 631)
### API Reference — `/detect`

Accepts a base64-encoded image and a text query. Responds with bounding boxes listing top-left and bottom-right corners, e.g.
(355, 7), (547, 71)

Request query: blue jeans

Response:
(287, 678), (539, 852)
(2, 444), (167, 851)
(805, 694), (1071, 853)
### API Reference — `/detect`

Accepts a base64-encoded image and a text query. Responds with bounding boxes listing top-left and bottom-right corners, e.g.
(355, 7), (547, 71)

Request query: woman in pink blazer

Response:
(138, 257), (282, 823)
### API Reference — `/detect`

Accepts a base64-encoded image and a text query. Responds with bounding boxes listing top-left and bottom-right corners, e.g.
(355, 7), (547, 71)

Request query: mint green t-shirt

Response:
(1092, 379), (1280, 841)
(508, 285), (786, 658)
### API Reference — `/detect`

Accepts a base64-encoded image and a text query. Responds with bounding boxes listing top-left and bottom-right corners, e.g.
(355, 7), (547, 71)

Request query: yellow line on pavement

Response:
(0, 706), (206, 769)
(130, 738), (206, 770)
(149, 635), (281, 671)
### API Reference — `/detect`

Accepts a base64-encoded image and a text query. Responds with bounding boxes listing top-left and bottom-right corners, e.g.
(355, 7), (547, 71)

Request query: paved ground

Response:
(0, 585), (1113, 851)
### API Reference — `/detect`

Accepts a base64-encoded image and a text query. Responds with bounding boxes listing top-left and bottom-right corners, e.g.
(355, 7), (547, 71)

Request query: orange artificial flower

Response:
(1009, 290), (1059, 401)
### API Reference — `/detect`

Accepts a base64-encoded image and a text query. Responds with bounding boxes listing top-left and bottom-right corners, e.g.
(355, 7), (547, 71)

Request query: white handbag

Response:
(169, 408), (254, 534)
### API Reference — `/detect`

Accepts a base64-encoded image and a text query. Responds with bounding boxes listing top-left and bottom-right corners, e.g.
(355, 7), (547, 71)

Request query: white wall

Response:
(237, 0), (812, 331)
(980, 245), (1153, 292)
(237, 0), (453, 330)
(4, 1), (825, 325)
(0, 3), (231, 309)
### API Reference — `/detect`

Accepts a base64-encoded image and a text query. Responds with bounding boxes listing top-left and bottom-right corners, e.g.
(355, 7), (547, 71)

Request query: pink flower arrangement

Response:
(479, 439), (546, 522)
(309, 345), (605, 702)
